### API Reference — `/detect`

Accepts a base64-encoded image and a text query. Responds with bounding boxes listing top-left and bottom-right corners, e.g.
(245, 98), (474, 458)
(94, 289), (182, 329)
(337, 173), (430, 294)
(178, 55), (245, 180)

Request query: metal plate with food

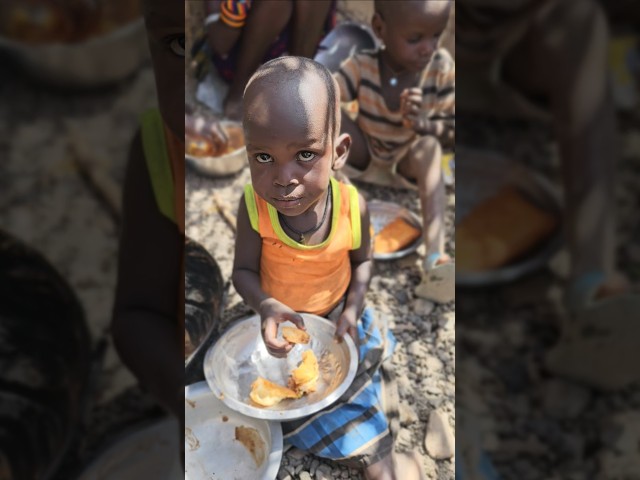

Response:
(76, 416), (182, 480)
(185, 381), (283, 480)
(0, 18), (147, 88)
(369, 200), (423, 260)
(185, 120), (247, 178)
(455, 147), (564, 287)
(203, 314), (358, 421)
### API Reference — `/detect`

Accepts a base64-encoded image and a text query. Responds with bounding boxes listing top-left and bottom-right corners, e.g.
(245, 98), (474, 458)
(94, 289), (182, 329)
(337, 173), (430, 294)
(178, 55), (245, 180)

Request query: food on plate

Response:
(456, 186), (558, 272)
(289, 350), (319, 395)
(374, 217), (421, 254)
(282, 326), (310, 345)
(235, 426), (266, 467)
(186, 137), (214, 157)
(185, 120), (245, 158)
(249, 377), (298, 407)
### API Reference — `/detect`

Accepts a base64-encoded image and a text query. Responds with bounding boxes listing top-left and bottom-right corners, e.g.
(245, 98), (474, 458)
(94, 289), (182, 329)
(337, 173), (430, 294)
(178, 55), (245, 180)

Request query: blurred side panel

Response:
(455, 0), (640, 478)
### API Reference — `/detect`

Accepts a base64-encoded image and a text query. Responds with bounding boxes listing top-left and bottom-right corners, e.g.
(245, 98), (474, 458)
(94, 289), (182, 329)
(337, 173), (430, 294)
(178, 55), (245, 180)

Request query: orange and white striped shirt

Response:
(334, 48), (455, 163)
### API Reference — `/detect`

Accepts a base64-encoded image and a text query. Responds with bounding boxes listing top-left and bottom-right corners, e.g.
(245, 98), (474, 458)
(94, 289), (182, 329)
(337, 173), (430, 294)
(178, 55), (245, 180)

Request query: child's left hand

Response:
(336, 310), (360, 358)
(400, 87), (438, 135)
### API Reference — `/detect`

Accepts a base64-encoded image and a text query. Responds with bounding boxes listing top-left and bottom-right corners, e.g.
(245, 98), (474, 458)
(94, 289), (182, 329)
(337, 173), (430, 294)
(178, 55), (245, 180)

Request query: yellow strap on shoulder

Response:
(244, 184), (259, 232)
(347, 184), (361, 250)
(140, 108), (175, 223)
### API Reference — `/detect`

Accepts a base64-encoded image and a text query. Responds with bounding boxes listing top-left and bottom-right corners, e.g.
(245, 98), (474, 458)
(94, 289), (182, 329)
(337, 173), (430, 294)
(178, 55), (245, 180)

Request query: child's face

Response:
(244, 72), (342, 217)
(143, 1), (185, 139)
(373, 1), (450, 72)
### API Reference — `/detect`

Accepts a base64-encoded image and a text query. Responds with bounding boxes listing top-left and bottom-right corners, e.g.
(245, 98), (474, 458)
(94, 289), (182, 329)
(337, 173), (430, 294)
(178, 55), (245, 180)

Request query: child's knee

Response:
(410, 135), (441, 166)
(538, 0), (609, 59)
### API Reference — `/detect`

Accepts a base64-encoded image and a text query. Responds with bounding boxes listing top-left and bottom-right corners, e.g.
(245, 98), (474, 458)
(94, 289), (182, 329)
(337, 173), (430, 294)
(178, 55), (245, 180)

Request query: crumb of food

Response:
(185, 427), (200, 452)
(235, 426), (266, 467)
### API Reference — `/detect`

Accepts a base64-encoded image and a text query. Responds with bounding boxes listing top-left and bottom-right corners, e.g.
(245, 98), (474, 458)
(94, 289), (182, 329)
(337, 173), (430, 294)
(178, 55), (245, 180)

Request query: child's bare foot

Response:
(394, 451), (426, 480)
(415, 252), (455, 304)
(364, 453), (394, 480)
(565, 270), (632, 312)
(546, 271), (640, 390)
(363, 451), (426, 480)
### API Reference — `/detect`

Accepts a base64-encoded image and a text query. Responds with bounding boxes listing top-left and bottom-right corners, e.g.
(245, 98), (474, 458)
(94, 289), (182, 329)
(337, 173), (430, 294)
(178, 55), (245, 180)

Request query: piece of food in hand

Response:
(374, 217), (422, 254)
(456, 186), (559, 272)
(282, 326), (310, 345)
(289, 350), (319, 395)
(235, 426), (266, 467)
(249, 377), (299, 407)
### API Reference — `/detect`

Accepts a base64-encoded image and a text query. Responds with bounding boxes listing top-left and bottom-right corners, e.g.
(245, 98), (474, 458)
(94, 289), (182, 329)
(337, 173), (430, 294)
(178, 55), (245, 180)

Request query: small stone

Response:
(413, 298), (435, 315)
(316, 465), (332, 480)
(299, 472), (312, 480)
(294, 464), (304, 474)
(310, 459), (319, 476)
(408, 341), (426, 358)
(424, 410), (455, 460)
(341, 469), (350, 478)
(439, 311), (455, 330)
(395, 289), (410, 303)
(287, 447), (306, 460)
(397, 428), (413, 448)
(399, 402), (419, 425)
(425, 355), (443, 374)
(397, 374), (413, 397)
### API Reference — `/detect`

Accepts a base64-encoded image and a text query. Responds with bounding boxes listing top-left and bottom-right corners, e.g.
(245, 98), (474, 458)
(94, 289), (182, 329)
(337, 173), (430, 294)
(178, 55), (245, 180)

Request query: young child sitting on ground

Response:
(232, 56), (424, 480)
(333, 0), (454, 303)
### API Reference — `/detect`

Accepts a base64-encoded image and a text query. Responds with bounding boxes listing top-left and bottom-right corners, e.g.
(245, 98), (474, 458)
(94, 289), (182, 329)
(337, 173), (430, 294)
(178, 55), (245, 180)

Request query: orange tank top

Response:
(244, 177), (362, 317)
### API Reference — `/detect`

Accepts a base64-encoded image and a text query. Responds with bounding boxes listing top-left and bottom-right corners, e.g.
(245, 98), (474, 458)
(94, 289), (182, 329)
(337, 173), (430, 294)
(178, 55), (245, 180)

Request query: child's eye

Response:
(297, 151), (316, 162)
(408, 36), (422, 44)
(255, 153), (273, 163)
(166, 35), (185, 57)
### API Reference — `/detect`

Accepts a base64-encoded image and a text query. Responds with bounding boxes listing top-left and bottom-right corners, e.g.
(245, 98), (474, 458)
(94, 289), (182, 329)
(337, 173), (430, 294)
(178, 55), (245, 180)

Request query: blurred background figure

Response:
(0, 0), (199, 478)
(454, 0), (640, 478)
(195, 0), (336, 120)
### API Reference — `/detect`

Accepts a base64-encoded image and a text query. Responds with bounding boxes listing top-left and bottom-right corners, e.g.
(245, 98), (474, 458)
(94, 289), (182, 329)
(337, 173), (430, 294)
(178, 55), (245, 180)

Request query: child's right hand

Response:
(259, 298), (306, 358)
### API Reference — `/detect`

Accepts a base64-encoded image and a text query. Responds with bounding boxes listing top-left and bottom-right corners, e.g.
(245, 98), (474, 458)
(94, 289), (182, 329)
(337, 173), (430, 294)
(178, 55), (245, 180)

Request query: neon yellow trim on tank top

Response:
(140, 108), (175, 223)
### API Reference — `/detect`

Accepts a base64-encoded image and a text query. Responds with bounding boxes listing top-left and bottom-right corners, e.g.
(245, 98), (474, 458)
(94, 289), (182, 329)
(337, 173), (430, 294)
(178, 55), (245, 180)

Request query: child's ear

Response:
(332, 133), (351, 171)
(371, 12), (385, 42)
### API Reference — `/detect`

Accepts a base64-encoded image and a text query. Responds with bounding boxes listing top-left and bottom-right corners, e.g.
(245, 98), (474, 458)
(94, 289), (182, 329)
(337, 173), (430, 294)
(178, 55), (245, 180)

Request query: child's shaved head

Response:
(243, 57), (341, 146)
(374, 0), (451, 22)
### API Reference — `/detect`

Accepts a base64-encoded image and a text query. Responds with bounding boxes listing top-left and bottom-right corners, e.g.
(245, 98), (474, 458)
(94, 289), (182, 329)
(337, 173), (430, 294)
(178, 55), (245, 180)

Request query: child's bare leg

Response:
(223, 0), (294, 120)
(502, 0), (627, 306)
(397, 135), (448, 262)
(398, 136), (453, 303)
(289, 0), (333, 58)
